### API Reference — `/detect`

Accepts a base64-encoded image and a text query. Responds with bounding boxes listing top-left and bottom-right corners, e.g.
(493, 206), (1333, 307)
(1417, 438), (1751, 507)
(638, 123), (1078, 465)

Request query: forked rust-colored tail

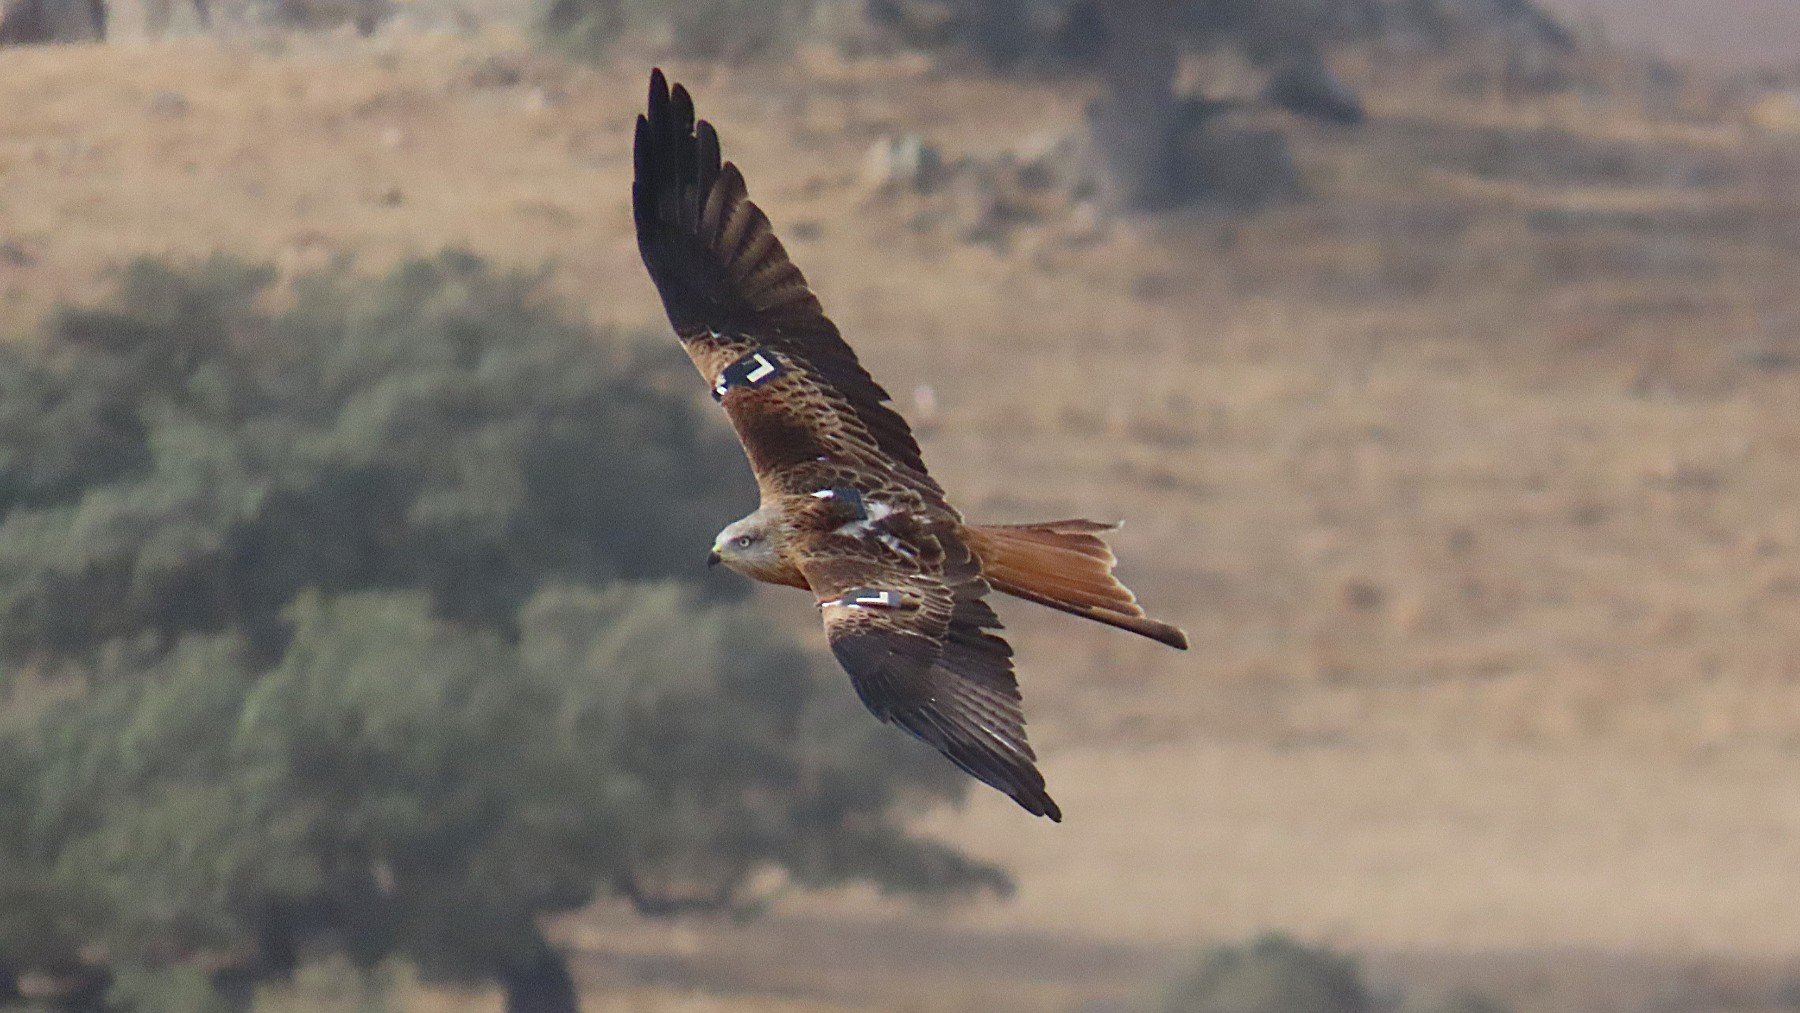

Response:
(963, 520), (1189, 650)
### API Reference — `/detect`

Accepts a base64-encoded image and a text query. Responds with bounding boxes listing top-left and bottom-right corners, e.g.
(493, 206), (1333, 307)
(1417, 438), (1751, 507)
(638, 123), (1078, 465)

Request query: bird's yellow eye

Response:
(735, 535), (754, 548)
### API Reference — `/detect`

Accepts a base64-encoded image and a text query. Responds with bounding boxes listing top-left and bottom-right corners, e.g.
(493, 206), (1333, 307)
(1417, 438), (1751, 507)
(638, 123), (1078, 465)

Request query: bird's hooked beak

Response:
(706, 548), (722, 568)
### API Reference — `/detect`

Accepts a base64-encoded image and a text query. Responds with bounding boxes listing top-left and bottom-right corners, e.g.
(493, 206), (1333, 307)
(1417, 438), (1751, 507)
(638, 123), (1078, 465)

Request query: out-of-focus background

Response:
(0, 1), (1797, 1011)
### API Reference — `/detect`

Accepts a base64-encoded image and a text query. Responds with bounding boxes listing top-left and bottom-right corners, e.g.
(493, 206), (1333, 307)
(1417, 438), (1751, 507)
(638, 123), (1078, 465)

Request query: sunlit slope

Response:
(1543, 0), (1800, 69)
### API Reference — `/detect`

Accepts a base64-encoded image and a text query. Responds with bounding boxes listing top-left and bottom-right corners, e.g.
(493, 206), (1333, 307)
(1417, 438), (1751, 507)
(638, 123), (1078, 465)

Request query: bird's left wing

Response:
(633, 69), (946, 506)
(795, 529), (1061, 821)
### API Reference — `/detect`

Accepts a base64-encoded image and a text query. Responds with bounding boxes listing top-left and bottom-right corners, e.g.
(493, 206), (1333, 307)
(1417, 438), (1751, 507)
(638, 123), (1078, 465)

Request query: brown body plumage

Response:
(635, 70), (1186, 821)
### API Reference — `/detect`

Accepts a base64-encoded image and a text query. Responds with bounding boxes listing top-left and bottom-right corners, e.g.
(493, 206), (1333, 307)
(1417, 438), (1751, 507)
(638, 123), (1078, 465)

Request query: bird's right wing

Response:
(796, 530), (1061, 822)
(633, 69), (946, 507)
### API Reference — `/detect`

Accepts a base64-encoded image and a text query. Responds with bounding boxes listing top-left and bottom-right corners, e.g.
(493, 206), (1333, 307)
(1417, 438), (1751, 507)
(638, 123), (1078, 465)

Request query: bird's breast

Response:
(730, 551), (810, 590)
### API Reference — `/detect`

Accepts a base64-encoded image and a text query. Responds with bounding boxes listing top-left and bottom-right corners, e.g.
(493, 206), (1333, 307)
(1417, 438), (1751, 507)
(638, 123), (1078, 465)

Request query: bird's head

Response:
(709, 511), (780, 578)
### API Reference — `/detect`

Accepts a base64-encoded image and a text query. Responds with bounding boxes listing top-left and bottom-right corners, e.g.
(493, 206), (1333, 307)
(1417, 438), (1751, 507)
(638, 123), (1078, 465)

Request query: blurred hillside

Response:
(1543, 0), (1800, 71)
(1, 9), (1800, 1013)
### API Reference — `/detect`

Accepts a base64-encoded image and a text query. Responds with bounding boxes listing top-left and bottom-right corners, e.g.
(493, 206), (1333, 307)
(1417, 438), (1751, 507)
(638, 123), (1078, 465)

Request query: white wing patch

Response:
(807, 487), (917, 562)
(834, 496), (891, 535)
(833, 497), (915, 559)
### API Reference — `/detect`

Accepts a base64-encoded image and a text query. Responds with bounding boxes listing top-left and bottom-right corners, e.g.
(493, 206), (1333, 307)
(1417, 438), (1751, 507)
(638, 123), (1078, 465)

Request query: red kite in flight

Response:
(634, 70), (1186, 821)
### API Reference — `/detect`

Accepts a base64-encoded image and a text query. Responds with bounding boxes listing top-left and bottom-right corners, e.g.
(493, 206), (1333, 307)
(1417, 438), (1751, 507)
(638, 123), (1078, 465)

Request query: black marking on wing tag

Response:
(809, 486), (867, 520)
(713, 349), (785, 400)
(823, 588), (903, 610)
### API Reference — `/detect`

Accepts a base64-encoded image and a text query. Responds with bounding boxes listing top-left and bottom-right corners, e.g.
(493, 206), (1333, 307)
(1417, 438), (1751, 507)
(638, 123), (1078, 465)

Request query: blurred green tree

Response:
(0, 255), (1006, 1012)
(0, 253), (746, 667)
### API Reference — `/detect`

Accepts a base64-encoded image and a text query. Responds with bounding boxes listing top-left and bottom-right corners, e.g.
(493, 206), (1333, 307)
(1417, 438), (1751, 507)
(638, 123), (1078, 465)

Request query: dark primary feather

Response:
(808, 537), (1061, 822)
(632, 69), (943, 496)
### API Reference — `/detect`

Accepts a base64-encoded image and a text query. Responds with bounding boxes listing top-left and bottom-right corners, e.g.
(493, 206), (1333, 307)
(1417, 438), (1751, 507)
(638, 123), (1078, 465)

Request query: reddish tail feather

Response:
(963, 520), (1189, 650)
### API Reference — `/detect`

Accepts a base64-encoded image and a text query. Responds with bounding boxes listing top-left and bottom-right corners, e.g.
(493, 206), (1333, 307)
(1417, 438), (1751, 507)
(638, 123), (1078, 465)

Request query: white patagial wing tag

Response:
(714, 349), (785, 399)
(822, 588), (902, 610)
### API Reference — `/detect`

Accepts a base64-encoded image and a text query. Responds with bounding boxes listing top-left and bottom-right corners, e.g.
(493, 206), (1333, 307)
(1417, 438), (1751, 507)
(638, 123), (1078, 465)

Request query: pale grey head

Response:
(707, 507), (782, 578)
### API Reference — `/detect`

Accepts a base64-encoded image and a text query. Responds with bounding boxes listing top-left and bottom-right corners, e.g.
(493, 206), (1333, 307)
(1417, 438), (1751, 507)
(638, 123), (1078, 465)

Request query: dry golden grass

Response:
(5, 33), (1800, 1012)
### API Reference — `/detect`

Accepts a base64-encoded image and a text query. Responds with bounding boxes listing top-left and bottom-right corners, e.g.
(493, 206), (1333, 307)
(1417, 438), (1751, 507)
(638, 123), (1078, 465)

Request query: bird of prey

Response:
(633, 69), (1187, 821)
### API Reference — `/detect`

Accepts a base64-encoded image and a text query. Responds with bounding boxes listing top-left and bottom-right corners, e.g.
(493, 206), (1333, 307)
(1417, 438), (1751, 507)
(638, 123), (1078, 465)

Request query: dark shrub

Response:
(1162, 933), (1373, 1013)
